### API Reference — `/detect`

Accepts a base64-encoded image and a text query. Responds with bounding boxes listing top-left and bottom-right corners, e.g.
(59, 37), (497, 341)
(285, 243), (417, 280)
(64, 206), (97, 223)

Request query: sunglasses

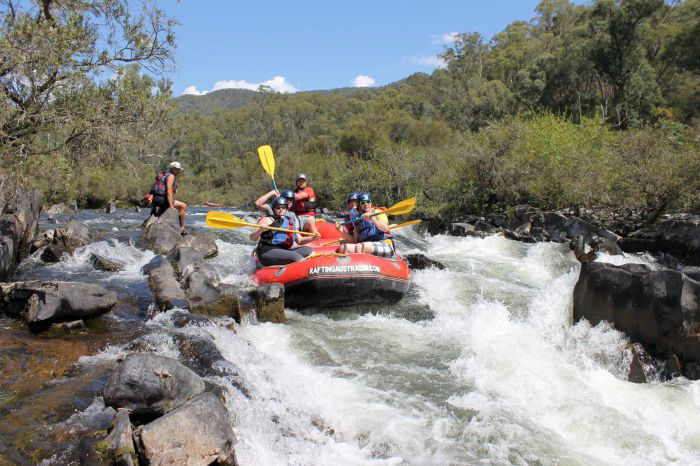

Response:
(359, 201), (371, 205)
(273, 205), (287, 209)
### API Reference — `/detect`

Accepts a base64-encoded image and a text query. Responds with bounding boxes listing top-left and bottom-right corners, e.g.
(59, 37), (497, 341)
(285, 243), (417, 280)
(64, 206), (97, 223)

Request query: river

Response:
(4, 207), (700, 465)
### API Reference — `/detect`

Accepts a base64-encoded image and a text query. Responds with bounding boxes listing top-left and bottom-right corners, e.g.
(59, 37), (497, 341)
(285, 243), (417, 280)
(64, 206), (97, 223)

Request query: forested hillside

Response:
(2, 0), (699, 221)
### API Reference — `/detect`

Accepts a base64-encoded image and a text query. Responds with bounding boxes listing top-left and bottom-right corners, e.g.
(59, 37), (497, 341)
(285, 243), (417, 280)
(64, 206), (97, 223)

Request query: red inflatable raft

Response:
(253, 220), (411, 308)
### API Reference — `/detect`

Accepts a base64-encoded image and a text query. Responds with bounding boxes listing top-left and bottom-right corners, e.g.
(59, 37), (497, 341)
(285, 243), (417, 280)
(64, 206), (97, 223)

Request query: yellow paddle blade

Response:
(206, 211), (256, 229)
(257, 145), (275, 179)
(391, 219), (422, 228)
(383, 197), (416, 216)
(205, 211), (315, 236)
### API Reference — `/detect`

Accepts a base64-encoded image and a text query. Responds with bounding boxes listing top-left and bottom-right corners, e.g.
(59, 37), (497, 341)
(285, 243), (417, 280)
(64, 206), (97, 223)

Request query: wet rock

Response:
(90, 253), (124, 272)
(173, 333), (246, 387)
(620, 220), (700, 266)
(404, 253), (445, 271)
(147, 261), (188, 311)
(83, 408), (136, 466)
(134, 392), (237, 466)
(170, 311), (212, 328)
(105, 200), (117, 214)
(0, 281), (117, 328)
(133, 206), (140, 213)
(0, 175), (42, 281)
(46, 202), (68, 214)
(254, 283), (286, 324)
(596, 237), (623, 256)
(682, 266), (700, 282)
(62, 217), (90, 252)
(667, 354), (683, 379)
(40, 242), (68, 263)
(139, 208), (182, 255)
(448, 222), (475, 236)
(474, 220), (497, 234)
(182, 262), (222, 308)
(48, 319), (87, 335)
(627, 343), (658, 383)
(176, 230), (218, 258)
(168, 246), (205, 278)
(573, 262), (700, 379)
(103, 353), (207, 417)
(141, 255), (168, 275)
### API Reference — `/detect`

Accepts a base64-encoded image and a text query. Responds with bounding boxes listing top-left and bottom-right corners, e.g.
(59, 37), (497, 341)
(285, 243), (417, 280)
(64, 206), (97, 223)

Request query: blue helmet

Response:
(296, 173), (307, 180)
(271, 197), (288, 208)
(347, 192), (360, 201)
(281, 189), (295, 201)
(358, 192), (372, 202)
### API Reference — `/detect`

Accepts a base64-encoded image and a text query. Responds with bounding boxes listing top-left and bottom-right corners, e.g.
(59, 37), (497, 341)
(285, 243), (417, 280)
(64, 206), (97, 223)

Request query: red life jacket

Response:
(291, 186), (316, 216)
(150, 172), (178, 196)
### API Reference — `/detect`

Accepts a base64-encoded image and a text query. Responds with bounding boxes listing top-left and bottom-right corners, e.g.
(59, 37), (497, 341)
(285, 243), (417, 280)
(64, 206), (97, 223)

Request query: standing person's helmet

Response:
(281, 189), (295, 200)
(347, 192), (360, 201)
(271, 197), (288, 208)
(296, 173), (307, 180)
(358, 192), (372, 203)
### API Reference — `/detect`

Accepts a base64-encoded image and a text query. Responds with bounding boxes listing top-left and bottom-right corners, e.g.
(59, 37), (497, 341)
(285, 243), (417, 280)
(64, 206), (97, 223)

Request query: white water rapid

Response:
(41, 210), (700, 465)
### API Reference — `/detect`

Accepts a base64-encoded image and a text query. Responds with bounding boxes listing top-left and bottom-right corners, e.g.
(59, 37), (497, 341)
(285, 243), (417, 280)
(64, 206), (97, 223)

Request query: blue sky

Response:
(162, 0), (567, 96)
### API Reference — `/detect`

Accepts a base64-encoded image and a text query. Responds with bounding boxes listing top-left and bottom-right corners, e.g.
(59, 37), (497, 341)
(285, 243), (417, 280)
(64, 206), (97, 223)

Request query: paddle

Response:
(257, 145), (278, 192)
(322, 219), (423, 245)
(341, 197), (417, 225)
(206, 211), (315, 236)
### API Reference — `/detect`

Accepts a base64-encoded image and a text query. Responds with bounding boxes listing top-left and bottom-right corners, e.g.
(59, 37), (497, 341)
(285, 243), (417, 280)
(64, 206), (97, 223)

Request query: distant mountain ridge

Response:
(173, 85), (385, 114)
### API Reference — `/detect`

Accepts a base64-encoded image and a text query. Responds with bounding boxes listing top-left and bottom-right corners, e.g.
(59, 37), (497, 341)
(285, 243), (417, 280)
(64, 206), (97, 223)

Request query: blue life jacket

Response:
(259, 216), (294, 249)
(356, 209), (392, 242)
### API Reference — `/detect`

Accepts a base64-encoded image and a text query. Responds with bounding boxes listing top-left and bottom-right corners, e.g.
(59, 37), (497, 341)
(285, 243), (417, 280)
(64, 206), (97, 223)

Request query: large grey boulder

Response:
(85, 408), (137, 466)
(139, 208), (183, 255)
(134, 392), (238, 466)
(620, 219), (700, 266)
(573, 261), (700, 379)
(0, 175), (42, 281)
(103, 353), (207, 417)
(0, 281), (117, 327)
(147, 260), (188, 311)
(177, 230), (218, 258)
(404, 253), (445, 270)
(254, 283), (286, 324)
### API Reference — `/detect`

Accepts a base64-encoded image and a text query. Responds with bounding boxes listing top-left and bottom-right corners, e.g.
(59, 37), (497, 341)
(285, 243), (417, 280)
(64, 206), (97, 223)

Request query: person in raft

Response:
(336, 192), (395, 257)
(151, 161), (188, 235)
(335, 192), (360, 239)
(290, 173), (319, 235)
(255, 189), (297, 223)
(251, 196), (319, 266)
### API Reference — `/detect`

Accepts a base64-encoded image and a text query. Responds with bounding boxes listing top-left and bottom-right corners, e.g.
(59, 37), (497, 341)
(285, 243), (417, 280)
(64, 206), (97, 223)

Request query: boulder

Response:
(87, 408), (137, 466)
(45, 202), (68, 215)
(619, 220), (700, 266)
(134, 392), (238, 466)
(139, 209), (182, 255)
(168, 247), (206, 279)
(254, 283), (286, 324)
(90, 253), (124, 272)
(133, 206), (140, 213)
(0, 175), (42, 281)
(103, 353), (207, 417)
(173, 333), (248, 388)
(147, 260), (188, 311)
(40, 242), (68, 263)
(106, 200), (117, 214)
(170, 311), (212, 328)
(0, 280), (117, 328)
(573, 262), (700, 379)
(626, 343), (658, 383)
(67, 199), (78, 212)
(62, 217), (90, 253)
(404, 253), (446, 271)
(176, 230), (218, 258)
(182, 262), (221, 306)
(474, 220), (497, 234)
(448, 223), (475, 236)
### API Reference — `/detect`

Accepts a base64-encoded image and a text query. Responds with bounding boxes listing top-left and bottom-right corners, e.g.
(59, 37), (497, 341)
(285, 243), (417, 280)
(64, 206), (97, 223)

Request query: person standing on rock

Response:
(150, 162), (188, 235)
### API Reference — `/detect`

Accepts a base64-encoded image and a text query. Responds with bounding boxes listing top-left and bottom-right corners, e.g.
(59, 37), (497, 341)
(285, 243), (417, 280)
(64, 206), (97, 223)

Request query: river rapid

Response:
(6, 207), (700, 465)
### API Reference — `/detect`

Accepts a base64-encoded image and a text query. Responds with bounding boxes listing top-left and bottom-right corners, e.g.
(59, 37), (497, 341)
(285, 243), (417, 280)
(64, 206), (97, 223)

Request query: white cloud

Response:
(182, 85), (207, 96)
(352, 75), (376, 88)
(431, 32), (459, 45)
(180, 76), (297, 96)
(404, 55), (447, 69)
(212, 76), (298, 93)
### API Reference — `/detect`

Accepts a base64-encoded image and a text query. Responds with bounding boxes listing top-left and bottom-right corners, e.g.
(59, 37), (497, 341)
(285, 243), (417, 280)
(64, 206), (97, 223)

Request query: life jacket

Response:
(258, 216), (294, 249)
(356, 208), (393, 243)
(291, 186), (316, 216)
(344, 209), (358, 234)
(150, 172), (178, 197)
